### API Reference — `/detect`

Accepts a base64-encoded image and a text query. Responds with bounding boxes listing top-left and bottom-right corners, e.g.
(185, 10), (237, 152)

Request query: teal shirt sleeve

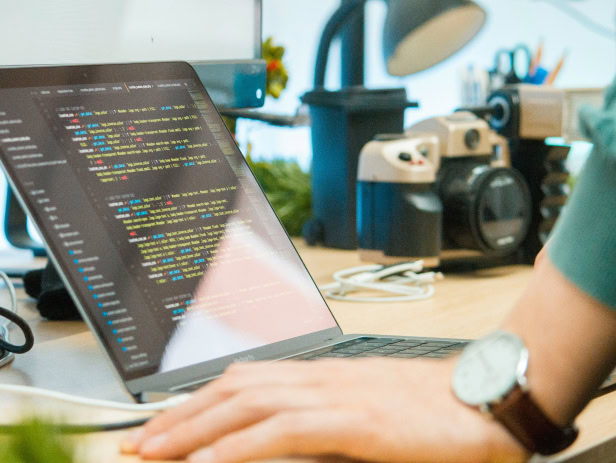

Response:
(548, 79), (616, 310)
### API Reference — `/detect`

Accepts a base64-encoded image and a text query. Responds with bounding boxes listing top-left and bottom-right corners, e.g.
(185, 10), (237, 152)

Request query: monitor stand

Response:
(0, 247), (46, 277)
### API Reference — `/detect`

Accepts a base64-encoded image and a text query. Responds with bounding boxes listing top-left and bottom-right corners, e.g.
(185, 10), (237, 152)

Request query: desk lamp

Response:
(302, 0), (486, 249)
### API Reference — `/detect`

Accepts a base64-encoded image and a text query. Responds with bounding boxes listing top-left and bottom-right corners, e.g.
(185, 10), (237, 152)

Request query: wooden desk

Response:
(1, 243), (615, 462)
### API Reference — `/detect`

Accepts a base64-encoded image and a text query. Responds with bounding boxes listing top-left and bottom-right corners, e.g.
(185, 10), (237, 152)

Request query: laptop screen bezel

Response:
(0, 62), (343, 398)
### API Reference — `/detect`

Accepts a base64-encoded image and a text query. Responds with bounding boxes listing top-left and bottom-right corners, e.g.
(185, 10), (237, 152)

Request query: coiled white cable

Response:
(319, 261), (443, 303)
(0, 271), (18, 367)
(0, 383), (192, 411)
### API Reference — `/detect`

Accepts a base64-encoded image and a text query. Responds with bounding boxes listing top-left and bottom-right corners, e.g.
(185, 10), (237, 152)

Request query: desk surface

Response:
(1, 242), (615, 463)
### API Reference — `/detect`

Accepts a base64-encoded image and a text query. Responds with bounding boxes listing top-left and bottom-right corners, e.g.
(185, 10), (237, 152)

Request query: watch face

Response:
(453, 330), (528, 406)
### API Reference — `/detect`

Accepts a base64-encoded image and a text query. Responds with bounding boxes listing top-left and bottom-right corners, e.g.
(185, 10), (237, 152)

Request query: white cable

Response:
(319, 261), (443, 303)
(0, 383), (192, 411)
(0, 271), (18, 367)
(0, 270), (18, 324)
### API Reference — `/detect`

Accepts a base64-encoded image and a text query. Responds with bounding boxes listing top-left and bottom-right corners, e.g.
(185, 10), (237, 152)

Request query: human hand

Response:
(121, 358), (526, 462)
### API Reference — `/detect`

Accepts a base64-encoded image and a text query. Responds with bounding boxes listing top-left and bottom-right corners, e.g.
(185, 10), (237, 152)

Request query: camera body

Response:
(357, 112), (532, 266)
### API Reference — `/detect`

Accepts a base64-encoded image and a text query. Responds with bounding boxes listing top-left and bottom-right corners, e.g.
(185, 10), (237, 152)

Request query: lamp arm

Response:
(314, 0), (365, 88)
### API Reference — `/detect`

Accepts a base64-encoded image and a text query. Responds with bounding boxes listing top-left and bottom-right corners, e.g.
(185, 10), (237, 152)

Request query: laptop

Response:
(0, 62), (470, 402)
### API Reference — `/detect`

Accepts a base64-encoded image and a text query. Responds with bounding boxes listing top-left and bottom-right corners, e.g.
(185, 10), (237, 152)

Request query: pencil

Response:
(545, 51), (567, 85)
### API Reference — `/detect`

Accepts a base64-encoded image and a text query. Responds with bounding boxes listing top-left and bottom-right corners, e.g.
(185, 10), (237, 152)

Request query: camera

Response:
(463, 85), (602, 259)
(357, 112), (532, 267)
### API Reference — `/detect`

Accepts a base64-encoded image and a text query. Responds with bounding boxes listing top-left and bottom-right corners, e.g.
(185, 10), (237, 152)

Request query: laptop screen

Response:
(0, 63), (338, 382)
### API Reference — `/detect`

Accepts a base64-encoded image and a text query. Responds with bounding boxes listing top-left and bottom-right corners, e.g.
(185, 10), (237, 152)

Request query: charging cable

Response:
(0, 384), (191, 412)
(319, 261), (443, 303)
(0, 417), (151, 433)
(0, 385), (192, 433)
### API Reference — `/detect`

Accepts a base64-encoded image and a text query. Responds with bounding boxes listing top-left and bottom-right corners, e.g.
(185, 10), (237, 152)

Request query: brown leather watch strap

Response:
(490, 385), (578, 455)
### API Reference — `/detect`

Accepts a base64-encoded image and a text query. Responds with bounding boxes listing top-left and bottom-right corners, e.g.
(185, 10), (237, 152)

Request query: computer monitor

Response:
(0, 0), (265, 108)
(0, 0), (265, 259)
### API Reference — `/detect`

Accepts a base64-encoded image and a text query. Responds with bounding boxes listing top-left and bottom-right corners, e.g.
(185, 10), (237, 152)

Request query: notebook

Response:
(0, 62), (468, 401)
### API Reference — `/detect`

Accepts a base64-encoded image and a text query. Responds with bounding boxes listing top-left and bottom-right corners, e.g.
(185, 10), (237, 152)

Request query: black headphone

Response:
(0, 305), (34, 355)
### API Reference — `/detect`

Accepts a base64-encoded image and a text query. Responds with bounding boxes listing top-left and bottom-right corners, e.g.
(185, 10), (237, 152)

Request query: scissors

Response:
(491, 44), (532, 85)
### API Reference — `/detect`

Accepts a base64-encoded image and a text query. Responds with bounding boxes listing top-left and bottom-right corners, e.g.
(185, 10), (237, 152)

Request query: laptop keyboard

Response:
(291, 337), (468, 361)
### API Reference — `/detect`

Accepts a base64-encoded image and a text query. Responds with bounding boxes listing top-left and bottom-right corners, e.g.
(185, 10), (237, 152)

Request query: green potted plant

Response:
(0, 419), (75, 463)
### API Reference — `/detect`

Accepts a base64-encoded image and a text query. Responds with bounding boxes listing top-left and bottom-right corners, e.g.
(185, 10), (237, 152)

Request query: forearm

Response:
(502, 254), (616, 428)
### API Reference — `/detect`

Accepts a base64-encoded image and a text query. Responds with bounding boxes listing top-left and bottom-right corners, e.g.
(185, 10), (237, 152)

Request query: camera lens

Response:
(439, 163), (531, 255)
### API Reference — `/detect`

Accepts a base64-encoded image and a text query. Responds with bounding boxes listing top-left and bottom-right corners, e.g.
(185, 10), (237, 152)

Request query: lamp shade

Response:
(383, 0), (486, 76)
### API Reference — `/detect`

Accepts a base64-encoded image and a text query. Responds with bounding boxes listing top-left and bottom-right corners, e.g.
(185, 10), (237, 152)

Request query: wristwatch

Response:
(452, 330), (578, 455)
